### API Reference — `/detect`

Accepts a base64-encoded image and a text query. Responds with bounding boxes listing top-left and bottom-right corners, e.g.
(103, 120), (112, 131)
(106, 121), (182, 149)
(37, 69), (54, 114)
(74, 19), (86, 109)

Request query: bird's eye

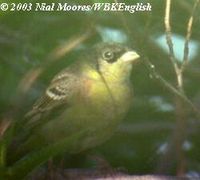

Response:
(102, 51), (115, 63)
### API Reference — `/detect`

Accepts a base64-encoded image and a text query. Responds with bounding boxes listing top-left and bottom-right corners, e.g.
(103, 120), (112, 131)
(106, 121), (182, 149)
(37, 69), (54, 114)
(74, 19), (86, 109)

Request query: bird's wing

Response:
(25, 68), (80, 126)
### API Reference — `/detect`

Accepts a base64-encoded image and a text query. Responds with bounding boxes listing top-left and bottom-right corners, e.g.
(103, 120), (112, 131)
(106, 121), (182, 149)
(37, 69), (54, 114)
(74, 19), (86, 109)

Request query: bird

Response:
(18, 43), (140, 155)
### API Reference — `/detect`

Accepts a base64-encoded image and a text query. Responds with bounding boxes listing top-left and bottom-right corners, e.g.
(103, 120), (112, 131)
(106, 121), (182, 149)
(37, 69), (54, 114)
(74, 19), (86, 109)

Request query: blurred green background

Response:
(0, 0), (200, 177)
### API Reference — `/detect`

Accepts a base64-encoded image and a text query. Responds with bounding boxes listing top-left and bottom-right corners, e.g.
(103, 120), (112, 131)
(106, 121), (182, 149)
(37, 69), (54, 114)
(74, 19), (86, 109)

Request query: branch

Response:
(164, 0), (179, 74)
(181, 0), (200, 72)
(143, 58), (200, 119)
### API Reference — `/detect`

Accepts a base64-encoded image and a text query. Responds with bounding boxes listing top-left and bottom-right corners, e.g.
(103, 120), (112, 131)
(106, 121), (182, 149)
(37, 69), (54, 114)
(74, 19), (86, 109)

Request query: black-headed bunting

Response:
(24, 43), (140, 153)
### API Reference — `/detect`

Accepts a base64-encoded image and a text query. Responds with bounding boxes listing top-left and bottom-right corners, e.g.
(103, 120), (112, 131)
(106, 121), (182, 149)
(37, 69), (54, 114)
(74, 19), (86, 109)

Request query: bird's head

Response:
(85, 43), (140, 83)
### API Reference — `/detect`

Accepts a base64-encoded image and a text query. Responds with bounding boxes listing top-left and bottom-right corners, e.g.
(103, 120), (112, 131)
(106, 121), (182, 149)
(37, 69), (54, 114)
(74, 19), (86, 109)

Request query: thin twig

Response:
(143, 58), (200, 119)
(164, 0), (186, 175)
(164, 0), (179, 74)
(181, 0), (200, 72)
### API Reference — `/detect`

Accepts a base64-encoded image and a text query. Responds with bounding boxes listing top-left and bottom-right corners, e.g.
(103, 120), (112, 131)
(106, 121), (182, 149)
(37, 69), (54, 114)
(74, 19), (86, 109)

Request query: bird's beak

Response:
(120, 51), (140, 63)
